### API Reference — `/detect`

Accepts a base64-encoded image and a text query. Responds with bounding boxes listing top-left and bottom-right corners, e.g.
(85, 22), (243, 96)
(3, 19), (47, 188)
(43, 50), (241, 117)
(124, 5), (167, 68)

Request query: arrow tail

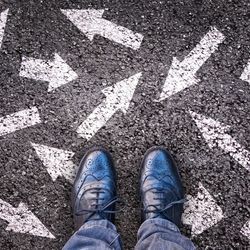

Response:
(0, 107), (41, 137)
(0, 9), (9, 48)
(182, 27), (225, 73)
(100, 19), (143, 50)
(77, 100), (116, 140)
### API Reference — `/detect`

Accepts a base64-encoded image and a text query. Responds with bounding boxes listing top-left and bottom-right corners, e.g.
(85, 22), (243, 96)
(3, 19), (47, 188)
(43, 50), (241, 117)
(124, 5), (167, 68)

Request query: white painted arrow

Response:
(0, 198), (55, 238)
(159, 27), (225, 101)
(31, 143), (76, 183)
(0, 9), (8, 48)
(182, 182), (223, 236)
(241, 220), (250, 239)
(190, 111), (250, 172)
(240, 60), (250, 84)
(19, 53), (78, 92)
(0, 107), (41, 137)
(77, 72), (141, 140)
(61, 9), (143, 50)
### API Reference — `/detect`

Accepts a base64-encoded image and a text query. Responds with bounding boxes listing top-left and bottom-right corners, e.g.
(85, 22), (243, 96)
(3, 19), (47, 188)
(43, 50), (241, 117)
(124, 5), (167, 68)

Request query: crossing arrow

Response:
(77, 72), (141, 140)
(182, 182), (223, 236)
(158, 27), (225, 101)
(19, 53), (78, 92)
(61, 9), (143, 50)
(190, 111), (250, 172)
(0, 9), (8, 48)
(240, 60), (250, 84)
(0, 198), (55, 238)
(31, 143), (77, 183)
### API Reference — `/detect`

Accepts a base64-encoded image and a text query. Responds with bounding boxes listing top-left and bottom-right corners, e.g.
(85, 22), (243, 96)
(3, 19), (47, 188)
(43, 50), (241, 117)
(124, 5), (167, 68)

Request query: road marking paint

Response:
(240, 60), (250, 84)
(182, 182), (224, 236)
(0, 9), (8, 48)
(77, 72), (141, 140)
(31, 143), (76, 183)
(19, 53), (78, 92)
(159, 27), (225, 101)
(61, 9), (143, 50)
(190, 111), (250, 171)
(241, 220), (250, 239)
(0, 198), (55, 238)
(0, 107), (41, 137)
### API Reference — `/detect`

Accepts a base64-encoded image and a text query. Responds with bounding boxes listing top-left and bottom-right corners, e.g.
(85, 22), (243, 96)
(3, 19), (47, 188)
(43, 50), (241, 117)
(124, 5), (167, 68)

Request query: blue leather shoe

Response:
(140, 147), (185, 226)
(72, 147), (117, 230)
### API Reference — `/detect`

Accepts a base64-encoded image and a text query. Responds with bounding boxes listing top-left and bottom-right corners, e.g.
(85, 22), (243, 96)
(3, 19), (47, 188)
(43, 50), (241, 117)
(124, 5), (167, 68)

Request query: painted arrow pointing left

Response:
(0, 198), (55, 238)
(19, 53), (78, 92)
(61, 9), (143, 50)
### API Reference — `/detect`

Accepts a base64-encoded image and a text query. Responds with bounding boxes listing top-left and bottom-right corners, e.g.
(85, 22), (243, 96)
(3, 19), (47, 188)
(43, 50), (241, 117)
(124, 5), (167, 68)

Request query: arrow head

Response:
(31, 143), (76, 183)
(61, 9), (105, 41)
(102, 72), (141, 113)
(49, 53), (78, 92)
(182, 182), (223, 236)
(6, 202), (55, 238)
(159, 57), (199, 101)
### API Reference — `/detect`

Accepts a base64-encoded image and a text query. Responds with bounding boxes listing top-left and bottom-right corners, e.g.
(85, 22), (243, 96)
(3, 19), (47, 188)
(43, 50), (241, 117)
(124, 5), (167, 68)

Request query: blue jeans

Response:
(63, 218), (196, 250)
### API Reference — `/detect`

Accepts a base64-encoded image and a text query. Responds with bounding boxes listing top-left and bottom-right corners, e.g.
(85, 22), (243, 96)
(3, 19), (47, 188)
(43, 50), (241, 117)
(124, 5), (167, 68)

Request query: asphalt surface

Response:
(0, 0), (249, 249)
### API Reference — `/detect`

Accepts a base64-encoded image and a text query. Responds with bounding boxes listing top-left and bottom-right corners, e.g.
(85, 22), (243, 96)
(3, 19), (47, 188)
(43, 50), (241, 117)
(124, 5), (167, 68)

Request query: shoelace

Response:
(76, 187), (123, 222)
(143, 187), (186, 216)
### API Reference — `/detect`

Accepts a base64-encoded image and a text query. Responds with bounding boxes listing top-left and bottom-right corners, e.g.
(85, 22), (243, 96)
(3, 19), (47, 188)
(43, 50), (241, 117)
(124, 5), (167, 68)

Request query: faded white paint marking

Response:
(0, 9), (8, 48)
(190, 111), (250, 171)
(159, 27), (225, 101)
(20, 53), (78, 92)
(61, 9), (143, 50)
(240, 60), (250, 84)
(31, 143), (76, 183)
(241, 220), (250, 239)
(182, 182), (223, 236)
(77, 72), (141, 140)
(0, 198), (55, 238)
(0, 107), (41, 137)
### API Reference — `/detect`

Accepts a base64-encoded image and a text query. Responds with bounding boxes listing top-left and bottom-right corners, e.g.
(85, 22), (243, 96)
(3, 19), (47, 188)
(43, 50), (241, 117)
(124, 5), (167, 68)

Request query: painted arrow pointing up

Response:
(159, 27), (225, 101)
(0, 198), (55, 238)
(61, 9), (143, 50)
(182, 182), (223, 236)
(0, 9), (8, 48)
(240, 60), (250, 84)
(77, 72), (142, 140)
(190, 111), (250, 172)
(19, 53), (78, 92)
(31, 143), (76, 183)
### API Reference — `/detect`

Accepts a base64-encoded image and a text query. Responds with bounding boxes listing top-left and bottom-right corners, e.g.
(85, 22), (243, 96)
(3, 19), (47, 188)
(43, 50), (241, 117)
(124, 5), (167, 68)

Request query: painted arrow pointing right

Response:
(158, 27), (225, 101)
(77, 72), (142, 140)
(190, 111), (250, 172)
(19, 53), (78, 92)
(182, 182), (224, 236)
(0, 9), (8, 48)
(0, 198), (55, 238)
(61, 9), (143, 50)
